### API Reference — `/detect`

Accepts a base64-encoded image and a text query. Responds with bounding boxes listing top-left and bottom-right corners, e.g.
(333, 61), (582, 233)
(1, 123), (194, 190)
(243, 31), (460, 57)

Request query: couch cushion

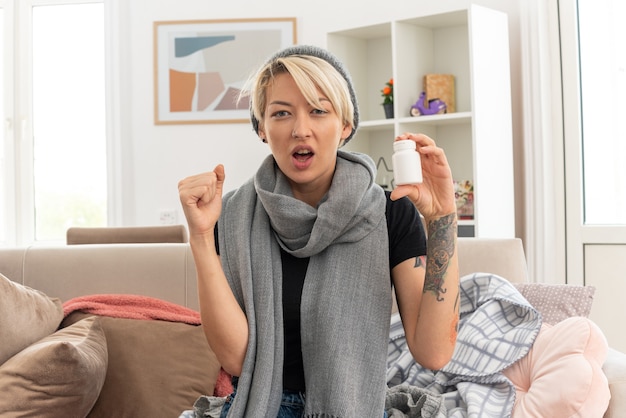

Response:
(514, 282), (595, 325)
(66, 224), (189, 244)
(0, 316), (108, 417)
(0, 272), (63, 365)
(62, 312), (221, 418)
(457, 238), (529, 283)
(21, 244), (196, 309)
(602, 347), (626, 418)
(502, 316), (610, 417)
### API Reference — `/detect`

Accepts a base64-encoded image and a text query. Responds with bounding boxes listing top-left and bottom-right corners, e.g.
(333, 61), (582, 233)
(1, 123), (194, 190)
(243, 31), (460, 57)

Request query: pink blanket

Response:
(62, 294), (201, 325)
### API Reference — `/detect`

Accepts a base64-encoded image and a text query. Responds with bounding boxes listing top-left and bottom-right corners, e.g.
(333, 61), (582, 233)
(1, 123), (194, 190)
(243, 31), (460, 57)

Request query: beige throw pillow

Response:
(0, 273), (63, 365)
(62, 312), (221, 418)
(514, 283), (595, 325)
(0, 316), (108, 417)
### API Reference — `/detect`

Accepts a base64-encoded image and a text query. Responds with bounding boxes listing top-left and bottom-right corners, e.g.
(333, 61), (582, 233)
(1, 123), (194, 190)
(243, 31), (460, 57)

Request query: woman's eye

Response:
(272, 110), (289, 118)
(312, 108), (328, 115)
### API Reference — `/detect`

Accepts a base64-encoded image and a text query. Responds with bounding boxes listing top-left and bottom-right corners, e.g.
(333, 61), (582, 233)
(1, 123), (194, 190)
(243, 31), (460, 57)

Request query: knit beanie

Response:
(250, 44), (359, 145)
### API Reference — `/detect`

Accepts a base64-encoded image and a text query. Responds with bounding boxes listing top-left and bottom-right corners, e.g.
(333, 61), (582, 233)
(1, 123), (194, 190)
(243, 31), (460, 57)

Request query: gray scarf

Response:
(218, 150), (391, 417)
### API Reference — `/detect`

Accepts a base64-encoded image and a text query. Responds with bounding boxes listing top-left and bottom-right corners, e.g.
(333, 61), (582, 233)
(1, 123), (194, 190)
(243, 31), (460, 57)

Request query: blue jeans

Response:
(219, 389), (305, 418)
(219, 380), (387, 418)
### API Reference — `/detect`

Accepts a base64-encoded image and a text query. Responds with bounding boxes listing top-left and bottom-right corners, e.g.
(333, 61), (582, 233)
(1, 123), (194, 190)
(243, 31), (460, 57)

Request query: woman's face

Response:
(259, 72), (351, 206)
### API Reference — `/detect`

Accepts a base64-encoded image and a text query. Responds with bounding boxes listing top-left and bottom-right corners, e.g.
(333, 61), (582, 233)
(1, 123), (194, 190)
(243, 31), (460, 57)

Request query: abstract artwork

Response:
(154, 18), (296, 124)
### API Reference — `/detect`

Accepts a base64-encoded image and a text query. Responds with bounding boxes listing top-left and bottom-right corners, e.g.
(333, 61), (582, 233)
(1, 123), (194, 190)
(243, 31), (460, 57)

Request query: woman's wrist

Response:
(188, 228), (217, 252)
(424, 212), (457, 233)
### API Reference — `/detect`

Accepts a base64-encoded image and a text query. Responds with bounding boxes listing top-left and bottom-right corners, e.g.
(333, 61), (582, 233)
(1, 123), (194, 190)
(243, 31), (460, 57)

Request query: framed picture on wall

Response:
(153, 18), (297, 125)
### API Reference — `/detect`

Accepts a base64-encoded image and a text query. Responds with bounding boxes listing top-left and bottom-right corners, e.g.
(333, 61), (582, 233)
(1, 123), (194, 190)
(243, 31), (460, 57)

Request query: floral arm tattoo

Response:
(424, 213), (457, 301)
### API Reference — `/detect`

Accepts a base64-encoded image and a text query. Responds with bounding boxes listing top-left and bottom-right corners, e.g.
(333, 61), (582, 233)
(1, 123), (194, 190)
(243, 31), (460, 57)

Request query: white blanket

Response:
(386, 273), (542, 418)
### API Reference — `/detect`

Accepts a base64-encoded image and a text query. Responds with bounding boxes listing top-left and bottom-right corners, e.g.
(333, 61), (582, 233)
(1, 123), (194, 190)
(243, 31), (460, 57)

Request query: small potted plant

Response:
(381, 78), (394, 119)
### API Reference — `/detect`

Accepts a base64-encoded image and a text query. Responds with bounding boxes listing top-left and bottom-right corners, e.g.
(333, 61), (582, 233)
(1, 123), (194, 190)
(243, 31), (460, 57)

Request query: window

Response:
(1, 0), (108, 245)
(578, 0), (626, 224)
(0, 4), (5, 244)
(32, 3), (107, 240)
(560, 0), (626, 284)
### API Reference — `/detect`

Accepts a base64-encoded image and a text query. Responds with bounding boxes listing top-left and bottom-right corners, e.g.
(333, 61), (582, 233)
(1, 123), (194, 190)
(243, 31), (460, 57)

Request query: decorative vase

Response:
(383, 102), (394, 119)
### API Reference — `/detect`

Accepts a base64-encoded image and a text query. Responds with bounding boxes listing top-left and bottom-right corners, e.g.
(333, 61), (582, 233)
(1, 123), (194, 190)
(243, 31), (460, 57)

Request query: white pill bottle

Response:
(392, 139), (422, 185)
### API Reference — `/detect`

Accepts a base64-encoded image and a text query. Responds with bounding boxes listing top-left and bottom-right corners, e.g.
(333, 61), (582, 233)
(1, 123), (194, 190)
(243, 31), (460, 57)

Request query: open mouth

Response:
(293, 149), (314, 162)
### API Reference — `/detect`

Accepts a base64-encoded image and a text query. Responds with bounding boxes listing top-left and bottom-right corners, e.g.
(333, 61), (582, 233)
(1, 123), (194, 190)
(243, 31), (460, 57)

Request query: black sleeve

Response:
(385, 191), (427, 269)
(214, 223), (220, 255)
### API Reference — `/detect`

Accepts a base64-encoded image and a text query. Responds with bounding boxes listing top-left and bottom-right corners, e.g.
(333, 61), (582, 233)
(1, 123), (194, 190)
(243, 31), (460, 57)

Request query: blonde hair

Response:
(246, 54), (355, 139)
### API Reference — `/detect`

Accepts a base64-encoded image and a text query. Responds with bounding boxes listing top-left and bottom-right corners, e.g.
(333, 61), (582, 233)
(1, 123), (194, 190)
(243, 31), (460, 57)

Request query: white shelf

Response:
(361, 112), (472, 127)
(328, 5), (515, 238)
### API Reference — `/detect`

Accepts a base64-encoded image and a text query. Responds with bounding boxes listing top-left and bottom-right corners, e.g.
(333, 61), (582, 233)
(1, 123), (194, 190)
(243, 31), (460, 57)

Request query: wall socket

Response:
(159, 209), (177, 225)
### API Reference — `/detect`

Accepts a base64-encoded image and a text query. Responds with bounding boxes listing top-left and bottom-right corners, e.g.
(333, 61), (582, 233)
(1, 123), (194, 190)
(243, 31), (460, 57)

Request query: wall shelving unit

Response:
(327, 5), (515, 237)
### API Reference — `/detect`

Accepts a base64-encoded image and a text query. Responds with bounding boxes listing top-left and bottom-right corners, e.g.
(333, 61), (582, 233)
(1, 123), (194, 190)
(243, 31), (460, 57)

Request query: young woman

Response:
(178, 45), (459, 417)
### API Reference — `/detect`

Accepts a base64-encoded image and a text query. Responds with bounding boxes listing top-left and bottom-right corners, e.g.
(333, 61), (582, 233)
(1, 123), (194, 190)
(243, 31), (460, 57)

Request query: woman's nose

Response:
(291, 115), (312, 139)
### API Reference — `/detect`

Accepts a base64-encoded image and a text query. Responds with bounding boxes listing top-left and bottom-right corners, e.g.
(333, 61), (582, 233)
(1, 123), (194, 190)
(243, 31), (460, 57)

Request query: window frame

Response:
(559, 0), (626, 284)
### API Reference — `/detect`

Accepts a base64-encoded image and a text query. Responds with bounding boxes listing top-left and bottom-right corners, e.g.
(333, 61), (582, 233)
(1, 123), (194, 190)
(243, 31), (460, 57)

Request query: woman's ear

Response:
(258, 128), (267, 143)
(339, 124), (352, 144)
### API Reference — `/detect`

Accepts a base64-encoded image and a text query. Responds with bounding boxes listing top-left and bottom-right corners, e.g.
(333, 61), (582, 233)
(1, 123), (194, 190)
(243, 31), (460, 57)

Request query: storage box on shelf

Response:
(327, 5), (514, 238)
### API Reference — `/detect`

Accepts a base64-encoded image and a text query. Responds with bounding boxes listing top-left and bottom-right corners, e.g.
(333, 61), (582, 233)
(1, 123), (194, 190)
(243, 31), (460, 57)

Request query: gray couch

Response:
(0, 238), (624, 417)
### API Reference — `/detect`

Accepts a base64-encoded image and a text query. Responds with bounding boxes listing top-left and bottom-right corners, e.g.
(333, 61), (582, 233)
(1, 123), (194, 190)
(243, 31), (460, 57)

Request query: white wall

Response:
(118, 0), (523, 231)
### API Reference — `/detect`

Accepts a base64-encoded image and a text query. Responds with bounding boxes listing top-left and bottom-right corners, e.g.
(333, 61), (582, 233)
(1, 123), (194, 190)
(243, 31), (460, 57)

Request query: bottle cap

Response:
(393, 139), (416, 152)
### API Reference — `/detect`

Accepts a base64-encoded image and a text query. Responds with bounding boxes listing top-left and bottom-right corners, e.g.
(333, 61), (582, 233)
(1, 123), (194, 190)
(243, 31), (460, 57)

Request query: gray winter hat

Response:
(250, 44), (359, 145)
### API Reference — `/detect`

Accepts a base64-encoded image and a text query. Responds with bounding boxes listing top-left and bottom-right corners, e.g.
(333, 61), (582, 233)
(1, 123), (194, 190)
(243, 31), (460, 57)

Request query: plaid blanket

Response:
(386, 273), (542, 418)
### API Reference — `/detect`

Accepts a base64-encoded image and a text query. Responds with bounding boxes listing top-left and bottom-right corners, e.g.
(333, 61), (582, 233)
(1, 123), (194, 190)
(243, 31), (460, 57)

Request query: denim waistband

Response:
(230, 378), (305, 405)
(280, 390), (305, 407)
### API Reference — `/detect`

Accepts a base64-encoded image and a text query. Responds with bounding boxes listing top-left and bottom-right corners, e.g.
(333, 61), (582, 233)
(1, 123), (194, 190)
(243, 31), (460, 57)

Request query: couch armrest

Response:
(603, 347), (626, 417)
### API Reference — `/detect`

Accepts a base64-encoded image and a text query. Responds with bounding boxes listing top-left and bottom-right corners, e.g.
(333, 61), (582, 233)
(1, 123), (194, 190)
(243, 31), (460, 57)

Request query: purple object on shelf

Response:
(410, 92), (447, 116)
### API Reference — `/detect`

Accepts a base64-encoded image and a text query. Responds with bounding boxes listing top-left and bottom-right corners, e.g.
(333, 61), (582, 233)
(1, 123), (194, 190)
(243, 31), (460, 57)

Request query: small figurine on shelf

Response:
(410, 91), (447, 116)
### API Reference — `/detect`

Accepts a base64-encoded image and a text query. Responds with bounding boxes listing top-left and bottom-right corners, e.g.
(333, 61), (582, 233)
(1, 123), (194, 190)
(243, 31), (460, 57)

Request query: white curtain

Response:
(519, 0), (567, 283)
